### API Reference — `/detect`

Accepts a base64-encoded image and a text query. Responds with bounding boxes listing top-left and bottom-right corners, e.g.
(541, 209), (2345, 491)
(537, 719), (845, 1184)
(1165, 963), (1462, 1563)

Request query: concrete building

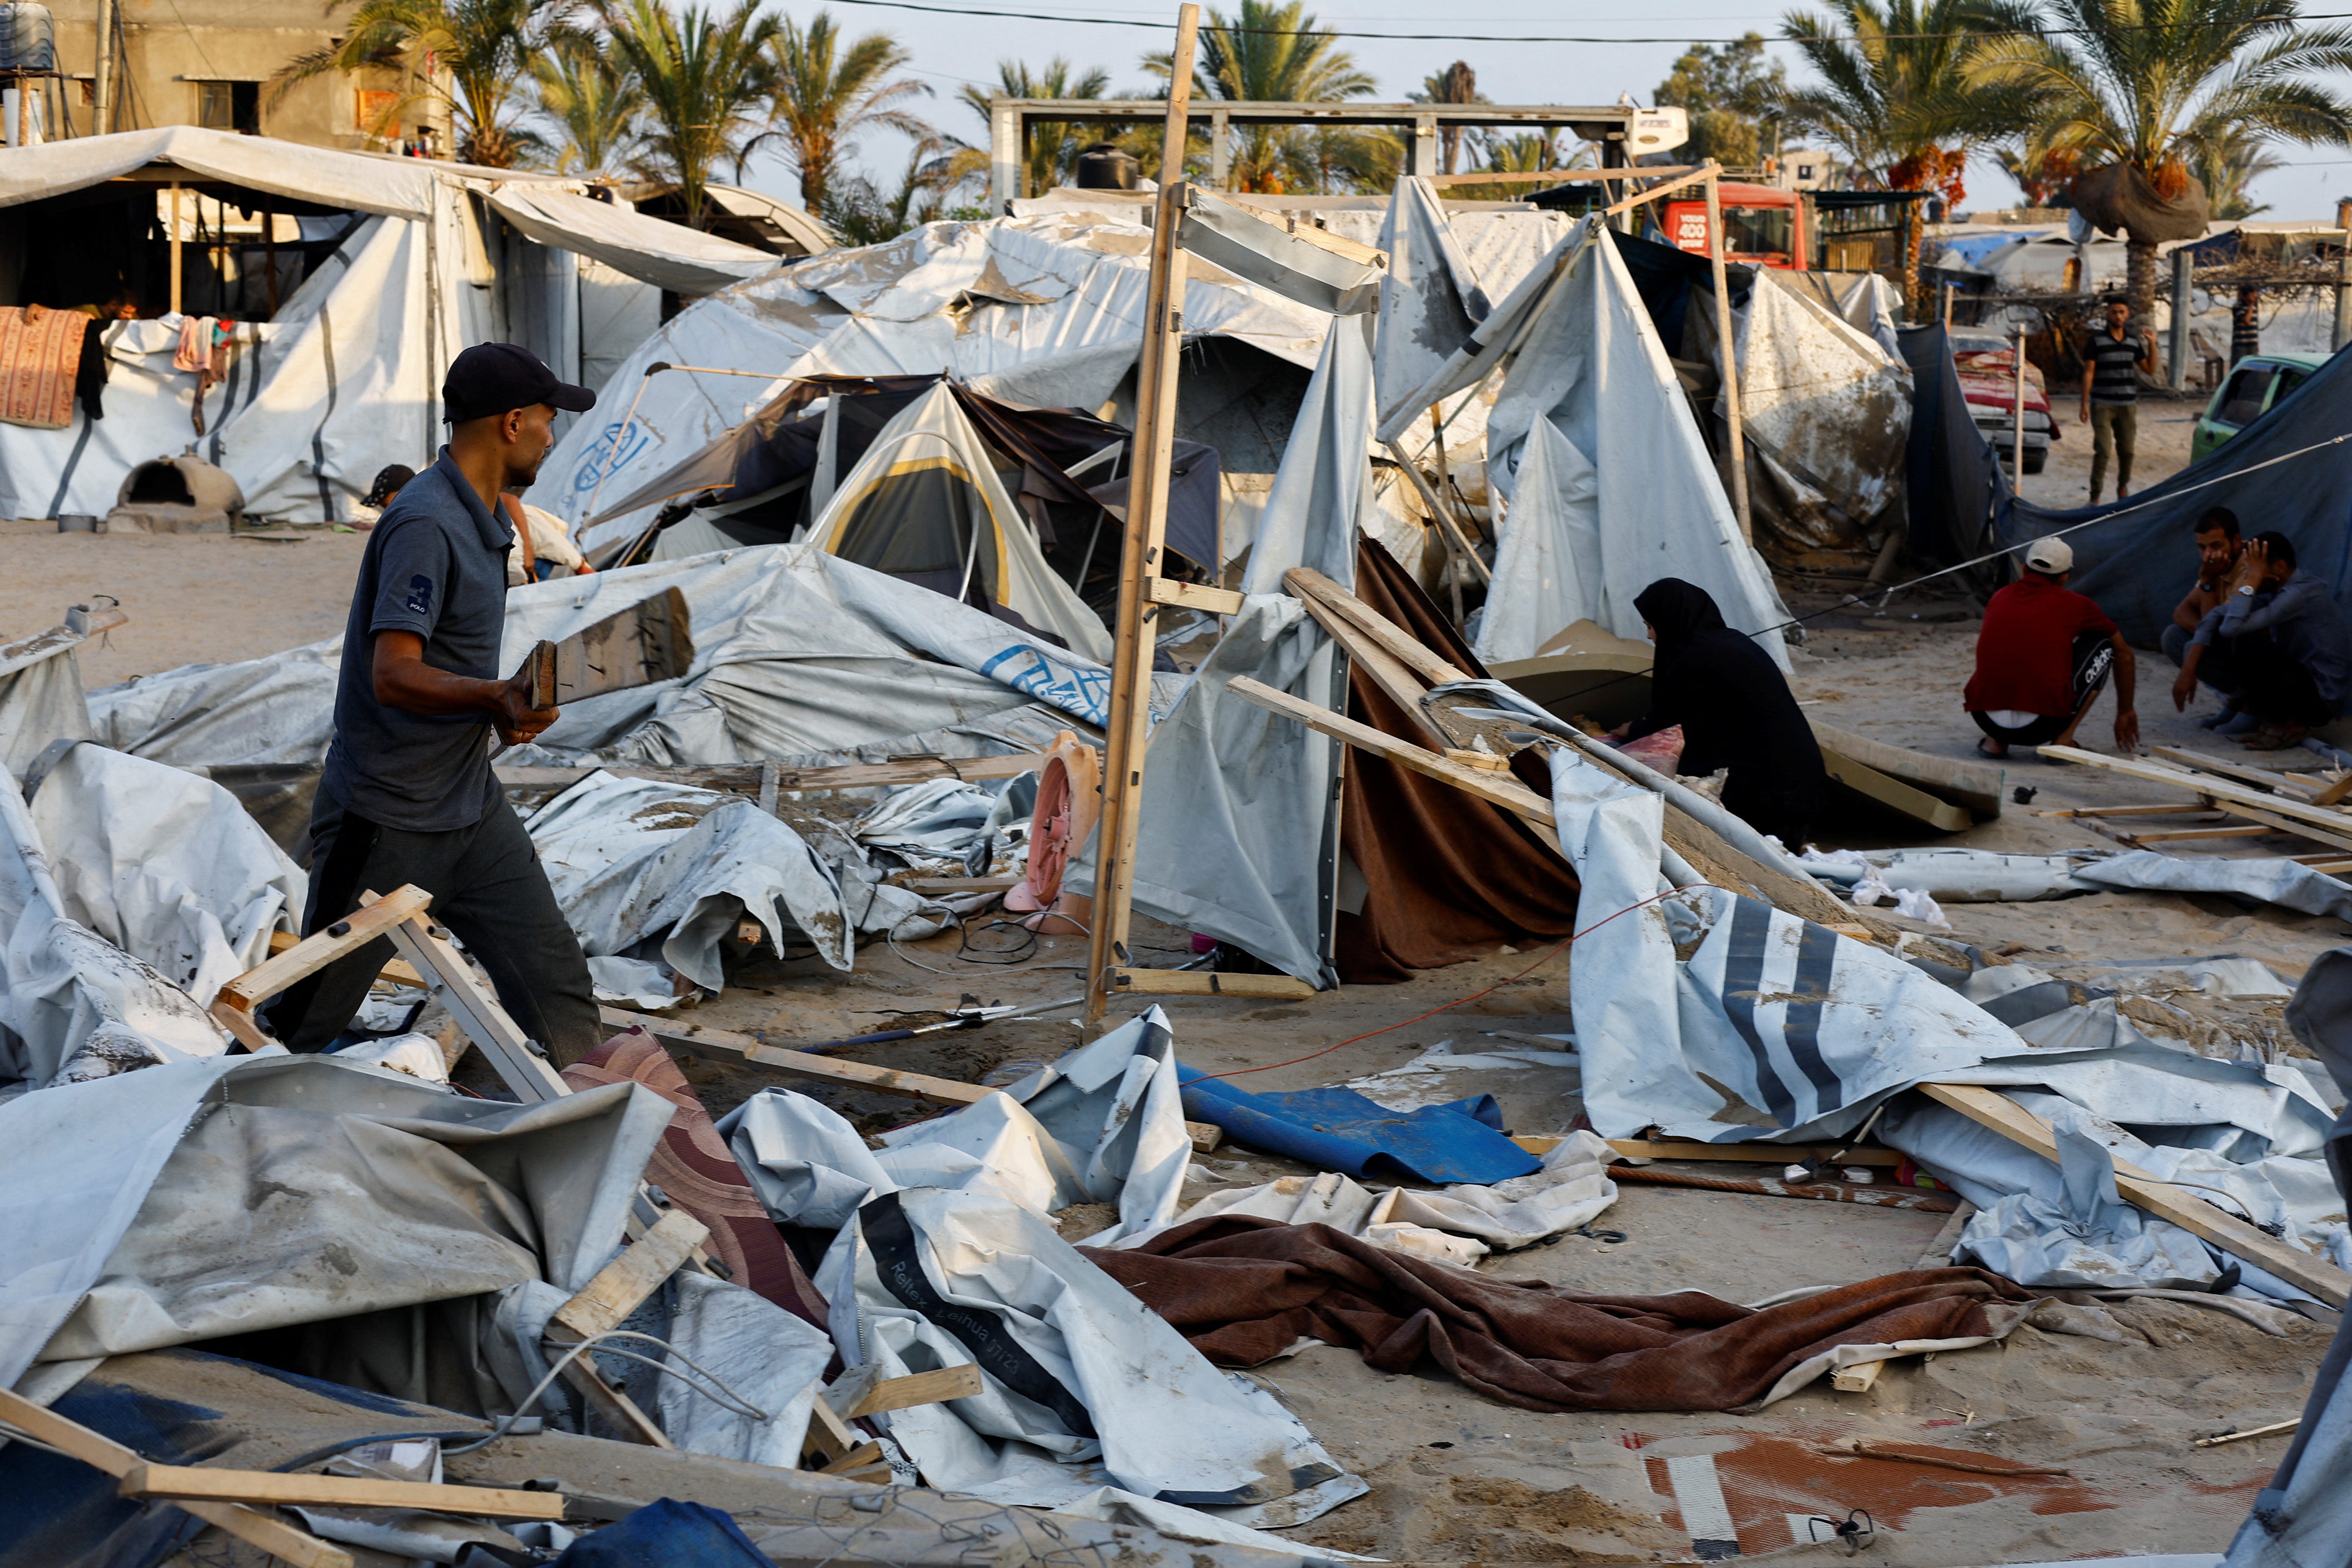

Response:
(33, 0), (444, 152)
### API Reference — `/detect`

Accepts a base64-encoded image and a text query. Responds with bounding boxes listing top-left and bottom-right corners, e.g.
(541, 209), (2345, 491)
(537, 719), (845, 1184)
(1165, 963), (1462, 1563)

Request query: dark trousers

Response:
(2227, 630), (2333, 726)
(1971, 630), (2113, 746)
(263, 791), (604, 1067)
(2161, 621), (2245, 702)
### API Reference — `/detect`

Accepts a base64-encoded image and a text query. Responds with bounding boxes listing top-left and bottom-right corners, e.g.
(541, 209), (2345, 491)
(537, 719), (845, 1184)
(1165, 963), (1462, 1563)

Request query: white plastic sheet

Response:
(27, 744), (303, 1008)
(1471, 414), (1597, 664)
(1371, 177), (1489, 439)
(0, 628), (94, 777)
(657, 1271), (833, 1468)
(0, 763), (227, 1092)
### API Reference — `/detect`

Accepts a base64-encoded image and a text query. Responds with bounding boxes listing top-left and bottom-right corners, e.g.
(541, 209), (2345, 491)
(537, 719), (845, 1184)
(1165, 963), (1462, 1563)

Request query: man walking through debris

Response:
(1965, 535), (2139, 759)
(2172, 530), (2352, 751)
(262, 343), (606, 1065)
(2081, 295), (2156, 502)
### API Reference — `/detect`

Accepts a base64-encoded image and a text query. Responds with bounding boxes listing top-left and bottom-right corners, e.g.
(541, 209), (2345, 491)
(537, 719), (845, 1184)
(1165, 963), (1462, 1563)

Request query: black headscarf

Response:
(1625, 576), (1826, 842)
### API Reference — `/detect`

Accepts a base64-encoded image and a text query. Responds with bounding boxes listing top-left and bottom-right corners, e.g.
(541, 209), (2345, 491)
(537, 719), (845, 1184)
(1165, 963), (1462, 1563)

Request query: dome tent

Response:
(812, 383), (1114, 662)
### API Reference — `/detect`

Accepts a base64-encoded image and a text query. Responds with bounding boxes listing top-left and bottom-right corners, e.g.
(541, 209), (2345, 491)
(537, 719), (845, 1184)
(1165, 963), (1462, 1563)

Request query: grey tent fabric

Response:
(484, 185), (777, 296)
(1471, 405), (1599, 664)
(1069, 597), (1343, 986)
(1177, 189), (1383, 317)
(1805, 845), (2352, 920)
(1240, 313), (1377, 596)
(0, 1052), (671, 1387)
(0, 763), (228, 1092)
(1371, 177), (1489, 437)
(2226, 948), (2352, 1566)
(0, 626), (95, 778)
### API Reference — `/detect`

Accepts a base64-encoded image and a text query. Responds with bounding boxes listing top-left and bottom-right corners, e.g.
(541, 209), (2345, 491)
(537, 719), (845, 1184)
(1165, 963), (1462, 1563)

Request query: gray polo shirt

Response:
(319, 451), (517, 831)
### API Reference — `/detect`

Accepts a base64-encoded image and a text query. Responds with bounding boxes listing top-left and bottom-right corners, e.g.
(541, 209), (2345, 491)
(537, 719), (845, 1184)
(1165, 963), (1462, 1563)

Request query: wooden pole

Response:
(266, 205), (279, 316)
(2012, 324), (2027, 477)
(1084, 3), (1200, 1031)
(1703, 165), (1750, 542)
(169, 181), (183, 316)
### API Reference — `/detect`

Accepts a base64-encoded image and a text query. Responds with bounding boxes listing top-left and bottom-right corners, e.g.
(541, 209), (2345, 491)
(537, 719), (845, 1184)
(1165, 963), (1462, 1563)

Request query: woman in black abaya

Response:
(1619, 577), (1826, 849)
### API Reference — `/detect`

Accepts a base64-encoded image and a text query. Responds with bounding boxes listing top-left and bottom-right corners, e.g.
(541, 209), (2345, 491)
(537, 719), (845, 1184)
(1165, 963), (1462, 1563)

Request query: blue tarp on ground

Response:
(1992, 342), (2352, 649)
(1176, 1065), (1542, 1184)
(554, 1500), (771, 1567)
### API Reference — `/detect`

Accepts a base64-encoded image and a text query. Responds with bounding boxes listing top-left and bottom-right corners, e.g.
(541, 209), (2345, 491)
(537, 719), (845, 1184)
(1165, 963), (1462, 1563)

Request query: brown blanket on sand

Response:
(1083, 1217), (2036, 1413)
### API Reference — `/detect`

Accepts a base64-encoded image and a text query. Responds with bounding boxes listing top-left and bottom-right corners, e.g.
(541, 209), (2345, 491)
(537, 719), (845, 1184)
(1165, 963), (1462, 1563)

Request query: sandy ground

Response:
(2011, 395), (2201, 513)
(0, 519), (369, 688)
(29, 403), (2339, 1563)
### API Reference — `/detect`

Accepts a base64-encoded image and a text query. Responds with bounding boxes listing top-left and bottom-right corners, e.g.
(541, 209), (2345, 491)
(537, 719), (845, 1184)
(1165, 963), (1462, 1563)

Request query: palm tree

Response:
(2192, 127), (2286, 219)
(1778, 0), (2041, 188)
(756, 10), (934, 215)
(272, 0), (560, 167)
(1485, 130), (1589, 173)
(958, 59), (1112, 198)
(600, 0), (777, 229)
(1413, 61), (1483, 175)
(534, 32), (644, 174)
(1968, 0), (2352, 315)
(826, 135), (969, 244)
(1143, 0), (1377, 193)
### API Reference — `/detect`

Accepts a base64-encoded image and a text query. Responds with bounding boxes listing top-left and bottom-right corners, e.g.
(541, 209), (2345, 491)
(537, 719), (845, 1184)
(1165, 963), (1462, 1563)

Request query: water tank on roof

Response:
(1075, 143), (1140, 192)
(0, 4), (56, 71)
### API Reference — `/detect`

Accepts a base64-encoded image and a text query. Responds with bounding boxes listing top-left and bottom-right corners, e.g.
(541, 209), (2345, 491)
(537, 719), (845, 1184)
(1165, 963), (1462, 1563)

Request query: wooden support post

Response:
(120, 1466), (565, 1520)
(1084, 2), (1202, 1033)
(0, 1387), (355, 1568)
(169, 181), (183, 316)
(265, 205), (278, 317)
(1702, 164), (1750, 543)
(210, 885), (435, 1048)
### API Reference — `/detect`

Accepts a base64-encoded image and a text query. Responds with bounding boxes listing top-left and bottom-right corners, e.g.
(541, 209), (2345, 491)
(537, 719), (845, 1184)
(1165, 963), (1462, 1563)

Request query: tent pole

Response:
(1085, 2), (1202, 1032)
(1702, 165), (1750, 543)
(169, 181), (183, 316)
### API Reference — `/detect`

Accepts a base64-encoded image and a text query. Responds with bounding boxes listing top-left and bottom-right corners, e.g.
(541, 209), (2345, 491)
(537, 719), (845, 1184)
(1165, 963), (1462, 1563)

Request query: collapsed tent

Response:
(0, 127), (781, 523)
(535, 212), (1335, 568)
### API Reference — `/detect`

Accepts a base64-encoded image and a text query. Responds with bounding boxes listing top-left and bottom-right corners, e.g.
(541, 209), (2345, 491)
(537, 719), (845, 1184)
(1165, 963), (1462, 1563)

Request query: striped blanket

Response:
(0, 305), (86, 429)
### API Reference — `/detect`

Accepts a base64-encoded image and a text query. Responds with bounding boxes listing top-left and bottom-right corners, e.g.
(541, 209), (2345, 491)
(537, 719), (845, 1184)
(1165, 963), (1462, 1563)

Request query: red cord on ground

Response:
(1184, 884), (1713, 1084)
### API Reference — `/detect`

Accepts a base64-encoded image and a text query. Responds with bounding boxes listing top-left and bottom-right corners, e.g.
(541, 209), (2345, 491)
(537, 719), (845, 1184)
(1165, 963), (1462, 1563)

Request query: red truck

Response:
(1662, 182), (1809, 269)
(1947, 331), (2057, 475)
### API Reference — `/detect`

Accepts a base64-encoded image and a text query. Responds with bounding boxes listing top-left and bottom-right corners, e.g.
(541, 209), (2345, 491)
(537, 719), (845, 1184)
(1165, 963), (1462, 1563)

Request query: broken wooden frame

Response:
(2039, 745), (2352, 872)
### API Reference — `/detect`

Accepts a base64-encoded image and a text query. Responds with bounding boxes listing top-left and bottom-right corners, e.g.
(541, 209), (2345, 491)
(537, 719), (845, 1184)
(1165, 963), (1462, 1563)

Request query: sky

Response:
(729, 0), (2352, 225)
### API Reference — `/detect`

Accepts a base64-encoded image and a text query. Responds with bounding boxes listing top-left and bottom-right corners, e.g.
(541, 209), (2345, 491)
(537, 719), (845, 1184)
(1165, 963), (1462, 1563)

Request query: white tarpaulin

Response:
(1471, 415), (1596, 664)
(0, 1052), (671, 1388)
(484, 185), (777, 298)
(1383, 220), (1791, 665)
(542, 214), (1333, 558)
(0, 763), (227, 1093)
(25, 743), (302, 1010)
(0, 623), (97, 777)
(1803, 845), (2352, 921)
(0, 129), (784, 525)
(1370, 177), (1489, 439)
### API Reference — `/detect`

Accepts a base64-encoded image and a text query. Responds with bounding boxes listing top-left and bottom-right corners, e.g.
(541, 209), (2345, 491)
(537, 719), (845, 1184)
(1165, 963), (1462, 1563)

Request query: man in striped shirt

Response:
(2081, 296), (2157, 502)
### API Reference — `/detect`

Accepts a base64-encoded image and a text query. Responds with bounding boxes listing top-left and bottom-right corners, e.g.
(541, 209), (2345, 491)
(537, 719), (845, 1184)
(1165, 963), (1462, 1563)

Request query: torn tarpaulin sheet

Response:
(1088, 1220), (2042, 1411)
(1177, 1067), (1541, 1186)
(1803, 845), (2352, 921)
(816, 1186), (1364, 1523)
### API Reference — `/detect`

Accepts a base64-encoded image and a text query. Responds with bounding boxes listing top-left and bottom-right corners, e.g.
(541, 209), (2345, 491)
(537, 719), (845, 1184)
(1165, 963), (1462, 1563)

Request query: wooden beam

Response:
(266, 929), (425, 988)
(1380, 441), (1492, 590)
(384, 907), (570, 1102)
(2152, 746), (2331, 803)
(1819, 745), (1972, 833)
(2126, 825), (2282, 842)
(1283, 567), (1472, 687)
(2040, 803), (2224, 819)
(1832, 1360), (1886, 1393)
(802, 1394), (863, 1465)
(120, 1465), (565, 1521)
(600, 1008), (995, 1105)
(1110, 966), (1317, 998)
(1147, 577), (1245, 616)
(1918, 1082), (2351, 1308)
(0, 1388), (354, 1568)
(1086, 2), (1203, 1032)
(551, 1209), (708, 1343)
(2040, 747), (2352, 843)
(1604, 165), (1714, 217)
(2215, 799), (2352, 857)
(1550, 1137), (1902, 1166)
(839, 1364), (987, 1420)
(211, 884), (434, 1026)
(1227, 674), (1556, 829)
(1702, 165), (1750, 542)
(1288, 590), (1451, 747)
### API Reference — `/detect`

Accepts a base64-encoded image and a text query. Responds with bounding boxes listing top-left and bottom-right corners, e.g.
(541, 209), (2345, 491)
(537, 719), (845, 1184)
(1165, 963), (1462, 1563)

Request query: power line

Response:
(827, 0), (2352, 45)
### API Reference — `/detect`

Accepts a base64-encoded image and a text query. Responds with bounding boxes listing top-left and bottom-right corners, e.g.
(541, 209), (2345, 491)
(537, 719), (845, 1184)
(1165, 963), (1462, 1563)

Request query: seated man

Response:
(2163, 506), (2248, 729)
(2174, 532), (2352, 750)
(1965, 536), (2139, 759)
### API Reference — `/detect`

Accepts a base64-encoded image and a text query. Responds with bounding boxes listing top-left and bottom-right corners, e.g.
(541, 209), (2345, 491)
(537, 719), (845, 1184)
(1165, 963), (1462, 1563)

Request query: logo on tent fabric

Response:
(573, 419), (652, 493)
(979, 645), (1110, 726)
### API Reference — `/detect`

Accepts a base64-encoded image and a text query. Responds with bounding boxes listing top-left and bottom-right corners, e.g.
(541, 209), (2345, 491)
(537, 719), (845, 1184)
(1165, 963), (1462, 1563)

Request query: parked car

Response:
(2192, 352), (2327, 462)
(1949, 331), (2057, 474)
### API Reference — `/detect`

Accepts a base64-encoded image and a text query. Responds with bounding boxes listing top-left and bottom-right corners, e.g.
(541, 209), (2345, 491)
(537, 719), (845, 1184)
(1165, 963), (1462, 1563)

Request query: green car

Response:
(2192, 352), (2329, 462)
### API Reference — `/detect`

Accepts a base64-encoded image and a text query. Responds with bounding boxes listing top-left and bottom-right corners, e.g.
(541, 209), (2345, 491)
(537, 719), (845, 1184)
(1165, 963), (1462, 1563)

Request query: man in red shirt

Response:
(1964, 536), (2140, 759)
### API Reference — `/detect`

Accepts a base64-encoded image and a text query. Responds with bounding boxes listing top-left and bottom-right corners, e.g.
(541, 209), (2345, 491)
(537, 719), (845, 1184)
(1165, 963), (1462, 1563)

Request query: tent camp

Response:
(0, 128), (783, 523)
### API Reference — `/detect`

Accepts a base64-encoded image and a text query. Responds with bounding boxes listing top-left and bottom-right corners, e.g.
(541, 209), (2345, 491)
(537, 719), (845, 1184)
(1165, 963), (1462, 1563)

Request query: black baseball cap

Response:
(443, 342), (597, 425)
